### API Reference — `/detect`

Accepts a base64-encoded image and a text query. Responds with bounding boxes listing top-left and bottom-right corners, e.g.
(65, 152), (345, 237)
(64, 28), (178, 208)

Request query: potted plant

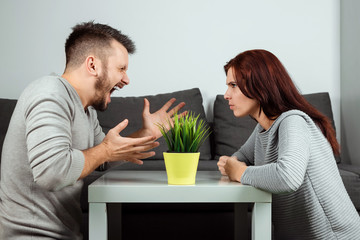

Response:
(157, 111), (211, 185)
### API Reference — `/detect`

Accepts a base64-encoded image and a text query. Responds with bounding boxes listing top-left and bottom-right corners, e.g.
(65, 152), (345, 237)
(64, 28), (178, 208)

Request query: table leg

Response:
(251, 202), (271, 240)
(89, 203), (107, 240)
(234, 203), (249, 240)
(108, 203), (122, 240)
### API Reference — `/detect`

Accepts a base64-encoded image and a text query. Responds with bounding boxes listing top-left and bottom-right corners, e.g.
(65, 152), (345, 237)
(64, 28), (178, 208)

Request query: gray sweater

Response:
(0, 76), (105, 239)
(234, 110), (360, 239)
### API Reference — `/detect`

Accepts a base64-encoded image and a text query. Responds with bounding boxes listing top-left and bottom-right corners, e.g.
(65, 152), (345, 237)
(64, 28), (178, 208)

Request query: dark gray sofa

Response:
(1, 88), (359, 240)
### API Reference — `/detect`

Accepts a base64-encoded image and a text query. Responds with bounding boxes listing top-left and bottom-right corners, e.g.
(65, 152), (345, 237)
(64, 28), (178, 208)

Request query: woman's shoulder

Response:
(279, 110), (312, 122)
(272, 110), (313, 132)
(280, 110), (310, 121)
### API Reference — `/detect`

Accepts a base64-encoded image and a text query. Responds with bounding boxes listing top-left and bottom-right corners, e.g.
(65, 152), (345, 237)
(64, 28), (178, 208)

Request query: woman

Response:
(217, 49), (360, 239)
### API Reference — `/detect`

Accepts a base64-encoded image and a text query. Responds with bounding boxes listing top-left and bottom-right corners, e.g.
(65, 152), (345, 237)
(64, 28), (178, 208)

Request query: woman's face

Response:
(224, 67), (259, 118)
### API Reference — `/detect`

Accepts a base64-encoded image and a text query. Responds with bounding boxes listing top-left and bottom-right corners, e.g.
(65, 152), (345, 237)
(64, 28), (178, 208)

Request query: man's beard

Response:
(92, 72), (111, 112)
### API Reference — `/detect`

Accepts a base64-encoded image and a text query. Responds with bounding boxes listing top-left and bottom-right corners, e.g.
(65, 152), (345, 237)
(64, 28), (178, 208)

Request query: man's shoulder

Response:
(24, 75), (69, 95)
(17, 75), (78, 110)
(19, 75), (78, 102)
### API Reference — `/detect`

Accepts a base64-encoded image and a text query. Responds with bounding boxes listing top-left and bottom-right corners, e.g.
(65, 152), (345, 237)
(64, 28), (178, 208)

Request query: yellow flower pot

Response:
(163, 152), (200, 185)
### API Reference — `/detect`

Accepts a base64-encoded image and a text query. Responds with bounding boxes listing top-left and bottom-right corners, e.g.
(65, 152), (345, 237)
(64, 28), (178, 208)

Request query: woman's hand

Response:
(217, 156), (233, 175)
(217, 155), (248, 182)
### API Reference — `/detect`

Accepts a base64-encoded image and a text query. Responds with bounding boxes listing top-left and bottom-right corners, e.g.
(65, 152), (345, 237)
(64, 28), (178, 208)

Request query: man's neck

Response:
(62, 70), (91, 110)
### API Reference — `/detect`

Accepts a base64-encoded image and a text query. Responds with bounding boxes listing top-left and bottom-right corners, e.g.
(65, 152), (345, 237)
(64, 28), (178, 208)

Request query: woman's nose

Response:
(224, 89), (230, 100)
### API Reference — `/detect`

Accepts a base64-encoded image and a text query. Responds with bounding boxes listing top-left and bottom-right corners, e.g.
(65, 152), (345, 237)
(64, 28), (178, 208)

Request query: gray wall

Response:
(341, 0), (360, 166)
(0, 0), (341, 133)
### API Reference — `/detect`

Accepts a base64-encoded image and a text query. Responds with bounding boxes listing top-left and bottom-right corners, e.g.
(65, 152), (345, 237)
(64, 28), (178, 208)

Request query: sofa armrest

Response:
(338, 163), (360, 176)
(337, 163), (360, 211)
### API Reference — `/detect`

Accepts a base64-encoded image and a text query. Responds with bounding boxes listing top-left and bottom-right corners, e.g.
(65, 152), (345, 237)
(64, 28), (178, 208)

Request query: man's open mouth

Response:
(110, 85), (120, 94)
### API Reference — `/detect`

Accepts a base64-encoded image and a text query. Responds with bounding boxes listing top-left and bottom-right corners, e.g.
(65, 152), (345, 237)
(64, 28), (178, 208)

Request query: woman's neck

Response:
(252, 111), (277, 131)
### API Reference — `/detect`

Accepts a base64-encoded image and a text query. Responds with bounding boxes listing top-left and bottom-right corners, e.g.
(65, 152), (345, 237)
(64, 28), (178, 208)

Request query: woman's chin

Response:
(233, 111), (247, 118)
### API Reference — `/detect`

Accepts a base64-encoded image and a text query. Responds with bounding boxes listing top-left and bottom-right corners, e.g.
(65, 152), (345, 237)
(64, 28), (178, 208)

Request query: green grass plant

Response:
(157, 111), (211, 153)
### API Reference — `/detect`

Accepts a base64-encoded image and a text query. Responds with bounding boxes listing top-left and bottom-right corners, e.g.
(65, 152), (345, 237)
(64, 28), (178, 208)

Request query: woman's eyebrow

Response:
(226, 81), (236, 85)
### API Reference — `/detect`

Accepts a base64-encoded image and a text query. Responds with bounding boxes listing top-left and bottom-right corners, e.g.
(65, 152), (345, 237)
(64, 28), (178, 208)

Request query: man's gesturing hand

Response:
(139, 98), (186, 139)
(103, 119), (160, 165)
(80, 119), (159, 180)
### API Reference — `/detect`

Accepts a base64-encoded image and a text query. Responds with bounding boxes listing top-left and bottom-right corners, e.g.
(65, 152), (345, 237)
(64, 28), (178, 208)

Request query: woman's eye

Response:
(231, 83), (237, 88)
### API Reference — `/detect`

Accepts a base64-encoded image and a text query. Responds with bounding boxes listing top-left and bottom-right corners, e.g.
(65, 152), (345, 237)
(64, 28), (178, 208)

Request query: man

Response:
(0, 21), (184, 239)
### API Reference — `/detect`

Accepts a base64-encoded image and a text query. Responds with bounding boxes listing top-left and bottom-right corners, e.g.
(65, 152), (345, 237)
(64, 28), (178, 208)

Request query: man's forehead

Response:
(111, 40), (129, 55)
(108, 40), (129, 65)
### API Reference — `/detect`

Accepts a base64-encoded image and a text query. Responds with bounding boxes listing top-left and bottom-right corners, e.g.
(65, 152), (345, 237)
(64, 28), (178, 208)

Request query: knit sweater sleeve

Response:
(91, 109), (105, 146)
(231, 126), (257, 165)
(240, 115), (310, 194)
(24, 93), (84, 191)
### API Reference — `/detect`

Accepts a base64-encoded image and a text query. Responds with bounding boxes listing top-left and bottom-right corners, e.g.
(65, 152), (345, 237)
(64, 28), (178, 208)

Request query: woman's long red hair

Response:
(224, 49), (340, 156)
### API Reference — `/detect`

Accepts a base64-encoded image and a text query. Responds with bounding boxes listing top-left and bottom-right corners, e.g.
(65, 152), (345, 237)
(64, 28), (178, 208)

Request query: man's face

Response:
(92, 40), (130, 111)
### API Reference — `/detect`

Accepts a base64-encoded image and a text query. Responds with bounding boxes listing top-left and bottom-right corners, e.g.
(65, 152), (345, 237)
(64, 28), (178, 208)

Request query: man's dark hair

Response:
(64, 21), (136, 69)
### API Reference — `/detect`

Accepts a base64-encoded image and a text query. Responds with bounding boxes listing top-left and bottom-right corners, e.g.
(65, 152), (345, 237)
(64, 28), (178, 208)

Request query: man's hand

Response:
(217, 155), (247, 182)
(102, 119), (159, 164)
(131, 98), (186, 139)
(80, 119), (159, 179)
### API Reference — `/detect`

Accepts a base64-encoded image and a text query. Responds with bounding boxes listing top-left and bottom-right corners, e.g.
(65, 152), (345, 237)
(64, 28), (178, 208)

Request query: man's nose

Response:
(122, 72), (130, 85)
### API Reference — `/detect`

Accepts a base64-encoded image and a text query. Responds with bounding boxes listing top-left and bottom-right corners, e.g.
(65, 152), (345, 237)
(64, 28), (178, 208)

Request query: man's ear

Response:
(85, 56), (98, 77)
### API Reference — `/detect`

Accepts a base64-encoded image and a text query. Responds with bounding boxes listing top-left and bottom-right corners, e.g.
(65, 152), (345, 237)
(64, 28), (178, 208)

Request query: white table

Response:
(88, 170), (271, 240)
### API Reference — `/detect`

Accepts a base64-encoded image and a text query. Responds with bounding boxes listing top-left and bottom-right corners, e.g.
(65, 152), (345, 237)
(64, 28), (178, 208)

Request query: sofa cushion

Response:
(112, 159), (218, 171)
(303, 92), (336, 131)
(213, 95), (257, 159)
(213, 92), (340, 163)
(303, 92), (340, 163)
(0, 99), (17, 163)
(96, 88), (212, 160)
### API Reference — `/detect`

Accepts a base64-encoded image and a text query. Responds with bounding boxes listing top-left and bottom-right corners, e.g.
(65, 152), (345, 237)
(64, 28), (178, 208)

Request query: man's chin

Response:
(97, 106), (108, 112)
(92, 102), (108, 112)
